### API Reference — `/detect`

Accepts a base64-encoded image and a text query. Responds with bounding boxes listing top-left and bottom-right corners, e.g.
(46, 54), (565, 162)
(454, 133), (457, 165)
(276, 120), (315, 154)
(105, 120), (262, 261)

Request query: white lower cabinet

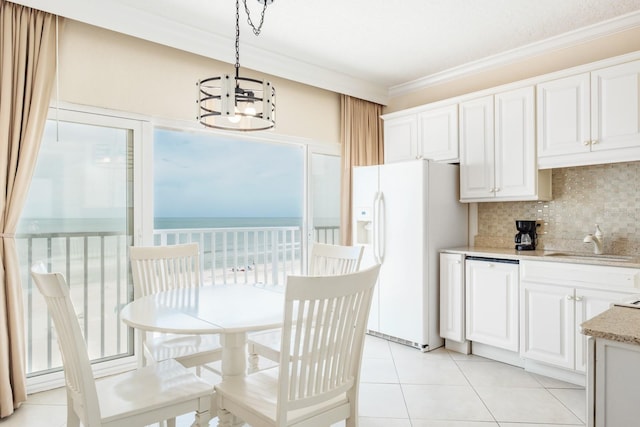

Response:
(439, 253), (465, 342)
(520, 282), (630, 372)
(520, 260), (639, 373)
(465, 258), (519, 352)
(592, 338), (640, 427)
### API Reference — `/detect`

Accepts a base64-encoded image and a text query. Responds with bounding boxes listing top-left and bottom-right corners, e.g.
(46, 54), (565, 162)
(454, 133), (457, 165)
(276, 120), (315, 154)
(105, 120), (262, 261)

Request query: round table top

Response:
(120, 284), (285, 335)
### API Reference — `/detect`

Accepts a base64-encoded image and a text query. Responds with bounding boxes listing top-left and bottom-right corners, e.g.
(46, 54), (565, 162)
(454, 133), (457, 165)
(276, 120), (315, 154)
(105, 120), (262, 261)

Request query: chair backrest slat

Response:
(130, 243), (201, 298)
(277, 264), (380, 421)
(309, 243), (364, 276)
(31, 262), (102, 427)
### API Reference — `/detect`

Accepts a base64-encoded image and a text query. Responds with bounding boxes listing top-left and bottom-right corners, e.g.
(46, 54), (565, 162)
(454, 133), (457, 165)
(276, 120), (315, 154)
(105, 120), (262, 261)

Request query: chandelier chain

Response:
(243, 0), (268, 36)
(235, 0), (241, 70)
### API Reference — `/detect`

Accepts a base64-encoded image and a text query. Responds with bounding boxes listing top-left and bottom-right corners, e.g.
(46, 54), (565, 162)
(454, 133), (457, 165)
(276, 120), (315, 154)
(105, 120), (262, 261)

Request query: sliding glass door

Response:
(17, 108), (144, 388)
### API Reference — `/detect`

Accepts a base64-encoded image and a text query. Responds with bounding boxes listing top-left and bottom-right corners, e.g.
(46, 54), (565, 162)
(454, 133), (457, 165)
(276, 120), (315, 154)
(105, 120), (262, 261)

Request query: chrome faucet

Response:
(583, 224), (604, 255)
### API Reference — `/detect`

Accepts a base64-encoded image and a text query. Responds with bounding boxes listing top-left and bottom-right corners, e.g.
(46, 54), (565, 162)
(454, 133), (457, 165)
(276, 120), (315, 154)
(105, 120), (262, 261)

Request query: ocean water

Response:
(155, 216), (303, 230)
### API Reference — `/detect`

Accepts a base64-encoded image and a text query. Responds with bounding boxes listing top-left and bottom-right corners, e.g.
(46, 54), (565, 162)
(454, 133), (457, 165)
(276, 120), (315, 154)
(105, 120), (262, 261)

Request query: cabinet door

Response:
(537, 73), (591, 164)
(459, 96), (494, 200)
(520, 281), (574, 369)
(418, 104), (459, 162)
(465, 260), (519, 351)
(574, 288), (631, 373)
(384, 115), (418, 163)
(595, 339), (640, 427)
(494, 86), (536, 199)
(591, 60), (640, 152)
(439, 253), (465, 342)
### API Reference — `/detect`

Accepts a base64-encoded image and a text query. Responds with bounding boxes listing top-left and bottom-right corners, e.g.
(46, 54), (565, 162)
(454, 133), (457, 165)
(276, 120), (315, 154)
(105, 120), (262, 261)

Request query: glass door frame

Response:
(305, 141), (341, 272)
(25, 104), (150, 393)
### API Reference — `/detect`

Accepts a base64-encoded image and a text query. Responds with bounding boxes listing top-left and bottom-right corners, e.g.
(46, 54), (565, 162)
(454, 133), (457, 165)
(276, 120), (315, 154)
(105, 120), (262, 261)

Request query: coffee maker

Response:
(515, 220), (537, 251)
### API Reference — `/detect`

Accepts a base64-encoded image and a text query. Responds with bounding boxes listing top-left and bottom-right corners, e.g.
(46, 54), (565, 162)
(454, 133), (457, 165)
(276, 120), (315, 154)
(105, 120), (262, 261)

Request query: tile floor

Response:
(0, 335), (586, 427)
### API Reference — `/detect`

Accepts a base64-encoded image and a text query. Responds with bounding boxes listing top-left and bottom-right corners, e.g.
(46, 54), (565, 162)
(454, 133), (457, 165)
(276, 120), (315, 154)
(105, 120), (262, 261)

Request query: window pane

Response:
(17, 118), (134, 376)
(153, 129), (304, 285)
(310, 153), (341, 244)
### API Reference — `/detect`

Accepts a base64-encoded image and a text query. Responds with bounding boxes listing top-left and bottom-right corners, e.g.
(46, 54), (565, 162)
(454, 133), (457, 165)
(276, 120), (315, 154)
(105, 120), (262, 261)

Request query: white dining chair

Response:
(30, 262), (213, 427)
(215, 264), (380, 427)
(130, 243), (222, 376)
(247, 243), (364, 370)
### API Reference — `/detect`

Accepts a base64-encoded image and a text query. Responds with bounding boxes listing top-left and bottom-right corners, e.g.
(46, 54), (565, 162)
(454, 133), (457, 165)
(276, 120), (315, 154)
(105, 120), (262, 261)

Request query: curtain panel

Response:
(339, 95), (384, 246)
(0, 1), (59, 417)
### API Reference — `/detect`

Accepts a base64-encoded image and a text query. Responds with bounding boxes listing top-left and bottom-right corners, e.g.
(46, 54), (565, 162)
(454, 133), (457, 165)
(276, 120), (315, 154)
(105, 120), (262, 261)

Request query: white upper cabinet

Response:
(537, 73), (591, 163)
(460, 87), (551, 202)
(459, 95), (495, 199)
(383, 104), (459, 164)
(417, 104), (459, 162)
(384, 115), (417, 163)
(537, 60), (640, 168)
(592, 60), (640, 151)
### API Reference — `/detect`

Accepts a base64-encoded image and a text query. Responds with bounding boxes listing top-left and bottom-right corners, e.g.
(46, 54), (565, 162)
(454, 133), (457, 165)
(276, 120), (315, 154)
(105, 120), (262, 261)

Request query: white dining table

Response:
(119, 284), (285, 380)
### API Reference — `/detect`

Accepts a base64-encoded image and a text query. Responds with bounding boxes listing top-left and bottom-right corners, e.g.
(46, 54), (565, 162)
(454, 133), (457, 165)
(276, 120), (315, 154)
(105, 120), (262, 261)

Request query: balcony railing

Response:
(154, 226), (303, 286)
(16, 231), (132, 376)
(17, 224), (339, 378)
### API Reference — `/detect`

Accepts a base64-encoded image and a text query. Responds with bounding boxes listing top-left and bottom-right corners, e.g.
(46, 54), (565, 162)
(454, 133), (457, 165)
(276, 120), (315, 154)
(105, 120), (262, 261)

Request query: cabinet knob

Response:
(591, 139), (598, 145)
(575, 296), (583, 302)
(494, 187), (500, 192)
(566, 295), (574, 300)
(583, 140), (591, 146)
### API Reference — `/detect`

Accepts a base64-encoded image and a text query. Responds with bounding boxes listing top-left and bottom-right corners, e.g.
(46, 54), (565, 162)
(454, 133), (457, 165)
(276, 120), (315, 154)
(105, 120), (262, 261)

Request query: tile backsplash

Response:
(474, 161), (640, 255)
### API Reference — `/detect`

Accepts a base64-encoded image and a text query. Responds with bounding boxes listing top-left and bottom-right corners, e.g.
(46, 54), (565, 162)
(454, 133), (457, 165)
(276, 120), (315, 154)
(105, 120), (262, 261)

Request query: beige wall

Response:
(57, 20), (341, 143)
(386, 27), (640, 113)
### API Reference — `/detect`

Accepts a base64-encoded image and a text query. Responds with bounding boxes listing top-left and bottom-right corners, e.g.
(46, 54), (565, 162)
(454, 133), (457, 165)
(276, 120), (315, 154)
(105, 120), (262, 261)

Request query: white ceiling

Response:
(12, 0), (640, 104)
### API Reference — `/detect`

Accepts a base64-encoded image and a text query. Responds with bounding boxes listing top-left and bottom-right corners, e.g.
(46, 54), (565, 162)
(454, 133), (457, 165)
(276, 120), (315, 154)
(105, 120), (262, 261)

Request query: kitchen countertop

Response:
(581, 306), (640, 345)
(441, 246), (640, 268)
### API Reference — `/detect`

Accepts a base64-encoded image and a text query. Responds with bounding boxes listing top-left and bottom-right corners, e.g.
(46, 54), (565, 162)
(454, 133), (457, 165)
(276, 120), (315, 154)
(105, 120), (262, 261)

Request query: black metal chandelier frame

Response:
(197, 0), (276, 131)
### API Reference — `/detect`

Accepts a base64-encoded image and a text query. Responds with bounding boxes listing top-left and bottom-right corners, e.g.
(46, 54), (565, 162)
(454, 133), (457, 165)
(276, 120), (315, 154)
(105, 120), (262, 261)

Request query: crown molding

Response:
(388, 10), (640, 99)
(11, 1), (640, 106)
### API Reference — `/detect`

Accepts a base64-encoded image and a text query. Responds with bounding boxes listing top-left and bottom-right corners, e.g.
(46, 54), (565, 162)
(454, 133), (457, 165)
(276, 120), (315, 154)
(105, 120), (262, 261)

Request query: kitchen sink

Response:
(543, 252), (637, 263)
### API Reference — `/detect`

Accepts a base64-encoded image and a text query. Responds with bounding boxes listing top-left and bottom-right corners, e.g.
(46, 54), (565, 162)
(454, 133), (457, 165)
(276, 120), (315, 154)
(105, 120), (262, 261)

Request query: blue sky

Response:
(154, 129), (304, 218)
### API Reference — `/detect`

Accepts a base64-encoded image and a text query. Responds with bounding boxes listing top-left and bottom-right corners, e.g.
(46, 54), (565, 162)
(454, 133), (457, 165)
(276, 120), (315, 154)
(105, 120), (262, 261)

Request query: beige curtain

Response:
(339, 95), (384, 245)
(0, 1), (58, 417)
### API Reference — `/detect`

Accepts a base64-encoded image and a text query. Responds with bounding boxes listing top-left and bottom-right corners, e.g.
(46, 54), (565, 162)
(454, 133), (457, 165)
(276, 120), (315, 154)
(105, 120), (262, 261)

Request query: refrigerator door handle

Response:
(376, 192), (385, 264)
(372, 192), (380, 263)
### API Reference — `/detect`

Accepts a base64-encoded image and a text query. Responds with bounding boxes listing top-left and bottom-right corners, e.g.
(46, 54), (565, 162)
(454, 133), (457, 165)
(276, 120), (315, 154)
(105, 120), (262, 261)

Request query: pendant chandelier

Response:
(197, 0), (276, 131)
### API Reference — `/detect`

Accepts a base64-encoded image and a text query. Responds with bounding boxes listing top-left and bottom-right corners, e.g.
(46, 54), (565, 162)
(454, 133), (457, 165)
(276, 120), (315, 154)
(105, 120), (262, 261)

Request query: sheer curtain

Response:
(0, 1), (59, 417)
(339, 95), (384, 245)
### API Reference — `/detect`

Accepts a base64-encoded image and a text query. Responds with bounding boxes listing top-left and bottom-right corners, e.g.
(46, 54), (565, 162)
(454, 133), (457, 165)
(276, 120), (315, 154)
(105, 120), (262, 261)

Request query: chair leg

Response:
(66, 394), (80, 427)
(247, 351), (259, 373)
(218, 406), (242, 427)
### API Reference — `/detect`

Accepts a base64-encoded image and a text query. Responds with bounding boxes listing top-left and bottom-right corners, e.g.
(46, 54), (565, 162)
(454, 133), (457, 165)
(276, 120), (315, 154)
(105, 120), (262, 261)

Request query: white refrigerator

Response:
(352, 159), (468, 351)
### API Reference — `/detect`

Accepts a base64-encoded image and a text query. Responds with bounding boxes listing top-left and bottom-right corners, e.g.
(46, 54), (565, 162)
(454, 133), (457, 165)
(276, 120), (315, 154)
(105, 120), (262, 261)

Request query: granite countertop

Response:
(581, 306), (640, 345)
(442, 246), (640, 268)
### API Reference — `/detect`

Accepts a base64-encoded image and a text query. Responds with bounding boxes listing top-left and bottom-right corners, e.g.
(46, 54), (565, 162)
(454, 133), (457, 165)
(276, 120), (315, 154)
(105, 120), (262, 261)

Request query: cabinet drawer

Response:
(520, 260), (640, 291)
